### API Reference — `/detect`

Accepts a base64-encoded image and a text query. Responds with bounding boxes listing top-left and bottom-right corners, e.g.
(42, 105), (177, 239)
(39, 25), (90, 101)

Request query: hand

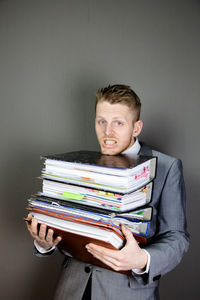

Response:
(86, 225), (148, 272)
(26, 213), (62, 250)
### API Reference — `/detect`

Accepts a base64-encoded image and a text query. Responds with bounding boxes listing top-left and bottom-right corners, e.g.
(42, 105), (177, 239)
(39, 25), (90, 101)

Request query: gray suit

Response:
(41, 143), (190, 300)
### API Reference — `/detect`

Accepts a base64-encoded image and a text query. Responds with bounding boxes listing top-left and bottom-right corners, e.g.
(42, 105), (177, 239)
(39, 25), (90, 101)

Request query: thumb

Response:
(121, 224), (135, 245)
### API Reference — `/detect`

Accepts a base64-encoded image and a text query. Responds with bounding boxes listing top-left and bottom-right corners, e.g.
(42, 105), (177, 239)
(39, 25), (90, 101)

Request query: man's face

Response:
(95, 101), (142, 155)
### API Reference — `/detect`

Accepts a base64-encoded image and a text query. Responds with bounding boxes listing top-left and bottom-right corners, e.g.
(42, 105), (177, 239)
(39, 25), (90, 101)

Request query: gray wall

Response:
(0, 1), (199, 299)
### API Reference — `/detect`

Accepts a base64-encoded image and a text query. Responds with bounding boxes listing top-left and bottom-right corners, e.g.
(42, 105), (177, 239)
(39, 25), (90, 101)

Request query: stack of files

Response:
(40, 179), (153, 212)
(28, 195), (152, 274)
(41, 150), (157, 193)
(28, 195), (152, 243)
(27, 150), (157, 273)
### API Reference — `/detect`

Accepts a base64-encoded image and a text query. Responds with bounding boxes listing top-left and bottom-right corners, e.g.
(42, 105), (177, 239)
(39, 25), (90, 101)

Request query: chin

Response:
(100, 147), (121, 156)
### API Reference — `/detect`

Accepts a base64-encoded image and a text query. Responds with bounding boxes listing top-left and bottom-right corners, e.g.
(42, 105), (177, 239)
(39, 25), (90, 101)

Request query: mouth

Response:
(102, 139), (117, 148)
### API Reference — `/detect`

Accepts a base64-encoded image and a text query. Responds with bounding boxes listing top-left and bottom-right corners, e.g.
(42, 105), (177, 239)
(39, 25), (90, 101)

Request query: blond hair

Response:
(95, 84), (141, 121)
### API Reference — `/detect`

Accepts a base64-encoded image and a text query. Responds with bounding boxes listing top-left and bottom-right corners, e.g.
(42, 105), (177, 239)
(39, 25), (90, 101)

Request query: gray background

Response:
(0, 0), (199, 299)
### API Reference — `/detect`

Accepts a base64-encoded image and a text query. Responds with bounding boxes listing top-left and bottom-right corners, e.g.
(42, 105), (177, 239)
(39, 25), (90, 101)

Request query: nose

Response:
(105, 123), (113, 136)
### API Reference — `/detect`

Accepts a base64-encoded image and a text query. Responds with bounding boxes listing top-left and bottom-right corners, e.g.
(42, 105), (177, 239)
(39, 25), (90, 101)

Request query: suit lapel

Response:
(139, 142), (153, 156)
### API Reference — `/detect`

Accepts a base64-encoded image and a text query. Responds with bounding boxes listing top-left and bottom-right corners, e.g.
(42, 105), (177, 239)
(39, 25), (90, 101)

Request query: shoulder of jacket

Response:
(140, 141), (180, 165)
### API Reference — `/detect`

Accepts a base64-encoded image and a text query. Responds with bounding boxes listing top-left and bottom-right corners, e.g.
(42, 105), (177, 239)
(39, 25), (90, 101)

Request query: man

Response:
(26, 84), (189, 300)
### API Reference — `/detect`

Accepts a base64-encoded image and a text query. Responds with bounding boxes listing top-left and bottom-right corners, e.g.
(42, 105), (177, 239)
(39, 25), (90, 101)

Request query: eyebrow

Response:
(95, 115), (126, 120)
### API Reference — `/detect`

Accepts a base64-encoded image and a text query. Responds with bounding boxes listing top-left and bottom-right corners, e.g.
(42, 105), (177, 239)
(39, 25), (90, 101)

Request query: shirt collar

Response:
(122, 137), (141, 155)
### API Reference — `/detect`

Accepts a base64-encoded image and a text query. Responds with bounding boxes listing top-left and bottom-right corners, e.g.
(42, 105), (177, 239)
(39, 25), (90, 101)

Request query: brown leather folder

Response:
(55, 227), (132, 275)
(27, 206), (147, 275)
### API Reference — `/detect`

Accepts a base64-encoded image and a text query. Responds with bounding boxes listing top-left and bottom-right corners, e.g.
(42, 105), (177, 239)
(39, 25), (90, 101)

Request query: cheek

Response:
(118, 128), (133, 140)
(118, 135), (134, 151)
(95, 127), (102, 139)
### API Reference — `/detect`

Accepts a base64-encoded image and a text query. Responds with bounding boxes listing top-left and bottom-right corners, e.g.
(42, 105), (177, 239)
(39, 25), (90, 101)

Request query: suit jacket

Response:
(37, 143), (190, 300)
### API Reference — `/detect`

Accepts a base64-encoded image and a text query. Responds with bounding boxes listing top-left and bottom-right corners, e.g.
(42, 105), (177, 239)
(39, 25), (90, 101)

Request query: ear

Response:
(133, 120), (143, 137)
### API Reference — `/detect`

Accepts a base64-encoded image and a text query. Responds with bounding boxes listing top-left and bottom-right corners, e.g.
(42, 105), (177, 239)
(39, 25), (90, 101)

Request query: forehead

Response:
(96, 101), (134, 119)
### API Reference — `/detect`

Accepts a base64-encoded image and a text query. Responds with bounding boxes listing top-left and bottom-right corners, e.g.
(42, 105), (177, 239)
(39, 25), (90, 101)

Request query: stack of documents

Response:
(26, 150), (157, 272)
(41, 151), (156, 193)
(40, 179), (153, 212)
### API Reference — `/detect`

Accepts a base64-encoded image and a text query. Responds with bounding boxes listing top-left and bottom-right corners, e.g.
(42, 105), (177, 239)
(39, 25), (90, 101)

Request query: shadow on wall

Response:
(67, 73), (109, 151)
(140, 110), (185, 158)
(0, 75), (107, 300)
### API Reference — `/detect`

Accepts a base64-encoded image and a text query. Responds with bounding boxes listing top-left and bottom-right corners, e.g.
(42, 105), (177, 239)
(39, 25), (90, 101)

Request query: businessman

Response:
(26, 84), (189, 300)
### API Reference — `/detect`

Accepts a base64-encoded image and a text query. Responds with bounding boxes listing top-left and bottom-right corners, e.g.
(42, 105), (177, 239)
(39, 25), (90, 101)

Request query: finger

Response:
(54, 235), (62, 246)
(86, 243), (118, 259)
(45, 228), (54, 242)
(25, 216), (32, 231)
(87, 247), (117, 265)
(87, 249), (122, 271)
(38, 224), (48, 240)
(26, 213), (33, 221)
(30, 218), (39, 237)
(87, 247), (114, 265)
(121, 225), (136, 245)
(86, 245), (124, 268)
(25, 213), (33, 229)
(46, 229), (62, 246)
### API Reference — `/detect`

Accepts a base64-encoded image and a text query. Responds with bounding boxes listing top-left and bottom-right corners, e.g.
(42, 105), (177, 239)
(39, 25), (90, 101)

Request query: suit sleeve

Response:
(135, 159), (190, 284)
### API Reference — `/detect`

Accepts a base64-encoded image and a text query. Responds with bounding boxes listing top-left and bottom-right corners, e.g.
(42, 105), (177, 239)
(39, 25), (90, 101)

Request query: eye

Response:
(114, 121), (122, 126)
(98, 120), (105, 125)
